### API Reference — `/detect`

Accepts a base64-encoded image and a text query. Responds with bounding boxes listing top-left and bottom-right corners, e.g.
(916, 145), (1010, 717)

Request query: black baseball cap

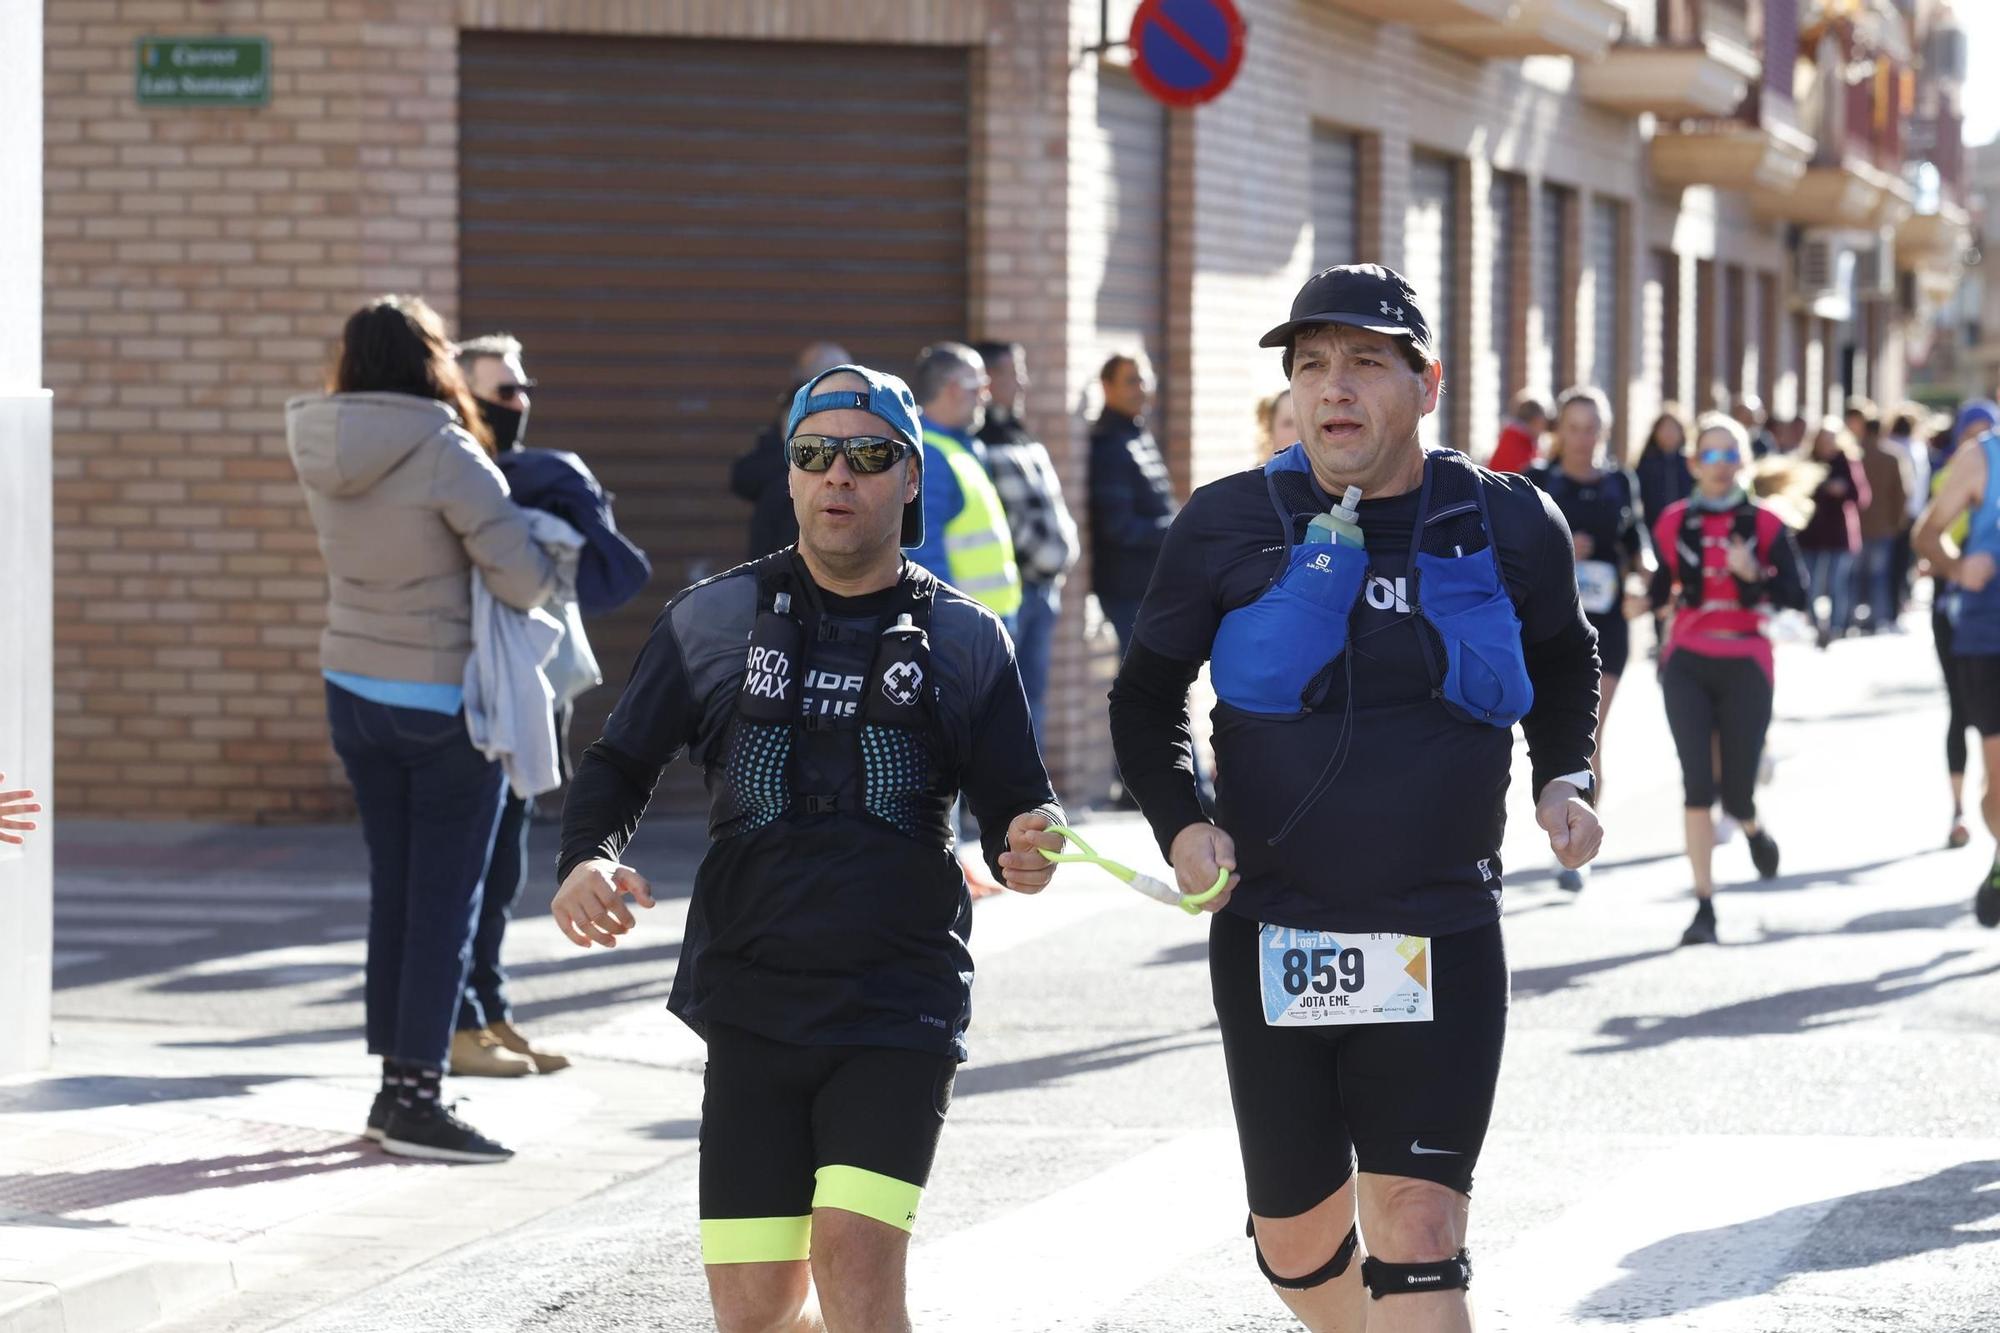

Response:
(1258, 263), (1436, 363)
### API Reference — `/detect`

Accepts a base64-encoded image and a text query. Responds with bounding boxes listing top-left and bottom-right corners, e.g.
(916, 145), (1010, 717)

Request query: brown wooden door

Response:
(459, 33), (971, 811)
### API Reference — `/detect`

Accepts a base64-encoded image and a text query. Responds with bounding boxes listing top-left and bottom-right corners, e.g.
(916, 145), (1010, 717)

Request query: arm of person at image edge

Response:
(1106, 473), (1605, 905)
(1647, 499), (1810, 621)
(1916, 444), (1996, 593)
(496, 447), (652, 614)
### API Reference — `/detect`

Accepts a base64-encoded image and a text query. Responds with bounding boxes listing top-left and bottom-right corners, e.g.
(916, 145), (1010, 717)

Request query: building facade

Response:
(40, 0), (1968, 821)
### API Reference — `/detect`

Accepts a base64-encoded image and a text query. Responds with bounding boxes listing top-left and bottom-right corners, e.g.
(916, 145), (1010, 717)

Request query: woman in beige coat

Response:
(287, 295), (554, 1164)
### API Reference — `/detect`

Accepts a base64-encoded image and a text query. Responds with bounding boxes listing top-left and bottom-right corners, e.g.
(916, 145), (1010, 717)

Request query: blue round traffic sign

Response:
(1128, 0), (1246, 108)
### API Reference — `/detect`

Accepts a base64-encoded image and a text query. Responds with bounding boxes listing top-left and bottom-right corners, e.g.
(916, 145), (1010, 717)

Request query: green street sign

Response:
(136, 36), (270, 108)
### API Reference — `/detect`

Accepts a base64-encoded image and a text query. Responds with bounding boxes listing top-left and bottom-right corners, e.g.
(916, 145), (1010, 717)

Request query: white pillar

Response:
(0, 0), (53, 1076)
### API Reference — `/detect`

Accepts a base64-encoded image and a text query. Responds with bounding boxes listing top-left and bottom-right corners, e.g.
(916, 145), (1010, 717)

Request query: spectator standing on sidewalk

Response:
(288, 295), (556, 1164)
(1487, 390), (1548, 473)
(1855, 418), (1912, 634)
(731, 341), (852, 558)
(1089, 351), (1177, 655)
(447, 332), (652, 1078)
(975, 340), (1079, 737)
(905, 342), (1022, 635)
(1886, 406), (1932, 620)
(1799, 420), (1869, 647)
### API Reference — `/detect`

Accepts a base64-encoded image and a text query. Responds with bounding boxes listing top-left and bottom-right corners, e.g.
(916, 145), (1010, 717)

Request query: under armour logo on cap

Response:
(1259, 264), (1435, 362)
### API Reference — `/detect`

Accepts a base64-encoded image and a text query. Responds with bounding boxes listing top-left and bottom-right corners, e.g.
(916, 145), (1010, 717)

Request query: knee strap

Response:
(1361, 1249), (1472, 1299)
(1245, 1215), (1359, 1291)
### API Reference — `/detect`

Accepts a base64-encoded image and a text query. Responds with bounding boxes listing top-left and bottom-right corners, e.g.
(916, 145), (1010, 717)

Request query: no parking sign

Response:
(1127, 0), (1246, 108)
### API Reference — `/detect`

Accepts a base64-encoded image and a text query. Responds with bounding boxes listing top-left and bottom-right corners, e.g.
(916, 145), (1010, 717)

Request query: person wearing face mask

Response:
(452, 333), (652, 1077)
(1647, 414), (1810, 946)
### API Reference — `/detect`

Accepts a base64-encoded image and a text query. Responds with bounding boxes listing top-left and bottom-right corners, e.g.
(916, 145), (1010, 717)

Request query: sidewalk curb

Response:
(0, 1243), (235, 1333)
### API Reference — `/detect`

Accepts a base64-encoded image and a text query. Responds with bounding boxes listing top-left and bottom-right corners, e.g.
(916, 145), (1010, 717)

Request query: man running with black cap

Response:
(1110, 264), (1603, 1331)
(551, 363), (1064, 1333)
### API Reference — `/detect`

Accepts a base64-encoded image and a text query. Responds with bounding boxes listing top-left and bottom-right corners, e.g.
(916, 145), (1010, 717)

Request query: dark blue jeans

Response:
(458, 788), (527, 1032)
(1014, 579), (1062, 744)
(326, 682), (505, 1069)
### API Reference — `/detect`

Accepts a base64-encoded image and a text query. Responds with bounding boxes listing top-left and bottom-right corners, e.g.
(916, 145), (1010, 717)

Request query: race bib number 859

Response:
(1257, 926), (1434, 1027)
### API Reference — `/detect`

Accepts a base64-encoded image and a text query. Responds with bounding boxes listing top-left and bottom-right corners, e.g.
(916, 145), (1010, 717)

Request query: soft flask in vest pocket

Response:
(1212, 539), (1370, 715)
(1413, 551), (1533, 726)
(859, 610), (950, 843)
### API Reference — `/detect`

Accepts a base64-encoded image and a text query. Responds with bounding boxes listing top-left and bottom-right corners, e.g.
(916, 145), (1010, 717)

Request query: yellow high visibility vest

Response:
(923, 426), (1022, 618)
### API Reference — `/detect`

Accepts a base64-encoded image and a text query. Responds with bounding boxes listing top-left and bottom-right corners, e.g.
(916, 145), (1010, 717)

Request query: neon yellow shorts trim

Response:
(700, 1214), (812, 1265)
(812, 1163), (924, 1233)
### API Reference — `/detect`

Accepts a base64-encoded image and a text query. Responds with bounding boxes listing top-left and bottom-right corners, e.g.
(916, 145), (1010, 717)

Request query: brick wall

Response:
(43, 0), (1087, 818)
(43, 0), (459, 819)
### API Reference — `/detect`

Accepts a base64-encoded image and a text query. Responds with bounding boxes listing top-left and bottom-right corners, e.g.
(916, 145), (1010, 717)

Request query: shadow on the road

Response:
(1145, 941), (1206, 968)
(1513, 948), (1675, 999)
(642, 1119), (700, 1141)
(0, 1148), (418, 1220)
(1506, 849), (1685, 889)
(1582, 950), (2000, 1055)
(1716, 853), (1915, 895)
(0, 1074), (291, 1113)
(1753, 900), (1968, 946)
(956, 1027), (1218, 1098)
(1583, 1159), (2000, 1319)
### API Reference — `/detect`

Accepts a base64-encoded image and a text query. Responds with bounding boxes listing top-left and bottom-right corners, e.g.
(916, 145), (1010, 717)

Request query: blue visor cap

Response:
(1955, 399), (1999, 444)
(786, 363), (925, 547)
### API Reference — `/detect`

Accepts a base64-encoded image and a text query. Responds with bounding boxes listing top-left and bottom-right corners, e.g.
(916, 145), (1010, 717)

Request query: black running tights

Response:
(1662, 651), (1772, 820)
(1935, 603), (1971, 778)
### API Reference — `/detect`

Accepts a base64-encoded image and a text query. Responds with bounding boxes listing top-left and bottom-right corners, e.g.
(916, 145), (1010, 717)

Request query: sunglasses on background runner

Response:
(1698, 448), (1742, 465)
(492, 380), (536, 403)
(789, 434), (912, 474)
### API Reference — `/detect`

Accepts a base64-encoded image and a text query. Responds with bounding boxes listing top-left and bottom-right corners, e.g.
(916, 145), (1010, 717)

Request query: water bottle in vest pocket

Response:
(1212, 539), (1369, 716)
(1414, 550), (1534, 726)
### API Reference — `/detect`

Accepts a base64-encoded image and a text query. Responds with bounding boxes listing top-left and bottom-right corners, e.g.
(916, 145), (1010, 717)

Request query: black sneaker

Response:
(1680, 901), (1717, 947)
(1976, 868), (2000, 929)
(1747, 829), (1780, 880)
(363, 1089), (396, 1143)
(380, 1101), (514, 1164)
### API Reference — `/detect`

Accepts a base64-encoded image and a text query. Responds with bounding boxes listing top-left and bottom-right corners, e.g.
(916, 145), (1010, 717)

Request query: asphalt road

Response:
(54, 615), (2000, 1332)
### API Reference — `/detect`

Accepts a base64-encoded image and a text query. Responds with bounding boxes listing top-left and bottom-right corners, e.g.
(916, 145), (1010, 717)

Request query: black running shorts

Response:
(1955, 653), (2000, 738)
(1208, 910), (1508, 1215)
(1589, 611), (1630, 680)
(699, 1023), (956, 1264)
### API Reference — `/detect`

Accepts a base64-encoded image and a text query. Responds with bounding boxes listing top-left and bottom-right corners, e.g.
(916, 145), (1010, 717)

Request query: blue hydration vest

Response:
(1211, 445), (1535, 727)
(1952, 433), (2000, 656)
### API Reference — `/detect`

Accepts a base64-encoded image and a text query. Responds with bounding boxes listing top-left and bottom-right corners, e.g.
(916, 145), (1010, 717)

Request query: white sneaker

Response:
(1715, 811), (1739, 845)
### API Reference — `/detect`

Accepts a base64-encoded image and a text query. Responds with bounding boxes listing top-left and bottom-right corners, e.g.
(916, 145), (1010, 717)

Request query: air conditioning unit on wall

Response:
(1793, 232), (1854, 322)
(1853, 229), (1897, 301)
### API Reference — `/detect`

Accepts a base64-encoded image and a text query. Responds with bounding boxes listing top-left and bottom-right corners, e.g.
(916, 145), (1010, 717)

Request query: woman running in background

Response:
(1529, 385), (1652, 891)
(1649, 414), (1810, 946)
(1933, 400), (1998, 849)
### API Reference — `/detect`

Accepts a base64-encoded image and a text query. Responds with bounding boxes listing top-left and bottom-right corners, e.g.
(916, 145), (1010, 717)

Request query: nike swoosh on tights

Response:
(1409, 1141), (1462, 1155)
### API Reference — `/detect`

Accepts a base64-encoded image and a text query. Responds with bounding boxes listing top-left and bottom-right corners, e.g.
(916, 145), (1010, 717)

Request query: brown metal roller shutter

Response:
(459, 34), (970, 811)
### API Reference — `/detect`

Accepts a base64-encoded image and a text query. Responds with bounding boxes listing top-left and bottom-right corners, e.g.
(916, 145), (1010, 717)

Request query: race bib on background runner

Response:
(1258, 925), (1433, 1027)
(1576, 559), (1619, 616)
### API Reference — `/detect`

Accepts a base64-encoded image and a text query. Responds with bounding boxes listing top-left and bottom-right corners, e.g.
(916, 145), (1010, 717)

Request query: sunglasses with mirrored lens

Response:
(1698, 448), (1741, 465)
(789, 434), (910, 474)
(493, 380), (536, 403)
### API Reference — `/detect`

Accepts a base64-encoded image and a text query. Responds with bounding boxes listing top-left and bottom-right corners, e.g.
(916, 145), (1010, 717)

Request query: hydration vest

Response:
(712, 553), (954, 848)
(1952, 434), (2000, 654)
(1210, 445), (1534, 728)
(1672, 499), (1765, 612)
